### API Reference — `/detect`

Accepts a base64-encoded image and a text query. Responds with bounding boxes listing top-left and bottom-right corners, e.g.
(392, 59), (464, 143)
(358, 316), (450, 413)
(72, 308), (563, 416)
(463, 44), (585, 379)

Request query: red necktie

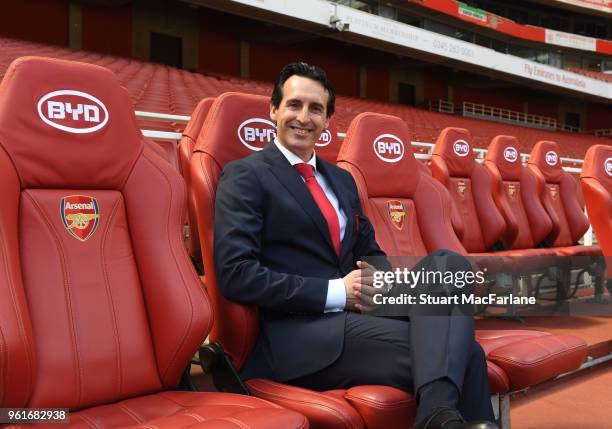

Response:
(294, 163), (341, 256)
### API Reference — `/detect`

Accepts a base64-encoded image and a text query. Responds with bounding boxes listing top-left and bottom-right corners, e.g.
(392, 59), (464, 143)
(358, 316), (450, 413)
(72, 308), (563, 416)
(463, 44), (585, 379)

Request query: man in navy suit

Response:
(214, 63), (497, 429)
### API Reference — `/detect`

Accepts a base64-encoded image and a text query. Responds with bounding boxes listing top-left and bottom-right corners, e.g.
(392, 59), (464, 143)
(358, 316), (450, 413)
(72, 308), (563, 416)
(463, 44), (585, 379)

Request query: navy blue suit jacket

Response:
(214, 142), (385, 382)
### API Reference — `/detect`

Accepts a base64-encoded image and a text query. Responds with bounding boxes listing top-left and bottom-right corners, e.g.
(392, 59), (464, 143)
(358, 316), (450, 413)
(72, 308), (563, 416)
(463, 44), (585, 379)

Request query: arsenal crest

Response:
(387, 200), (406, 231)
(457, 180), (467, 197)
(548, 185), (558, 200)
(61, 195), (100, 242)
(506, 184), (517, 199)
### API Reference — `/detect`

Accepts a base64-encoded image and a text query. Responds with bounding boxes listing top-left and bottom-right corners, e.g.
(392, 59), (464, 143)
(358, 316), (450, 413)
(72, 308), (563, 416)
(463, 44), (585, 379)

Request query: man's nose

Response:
(296, 106), (310, 123)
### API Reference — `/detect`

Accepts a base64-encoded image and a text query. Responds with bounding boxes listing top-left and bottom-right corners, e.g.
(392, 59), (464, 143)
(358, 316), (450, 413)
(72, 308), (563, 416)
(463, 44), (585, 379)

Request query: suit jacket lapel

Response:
(317, 159), (355, 258)
(263, 144), (336, 254)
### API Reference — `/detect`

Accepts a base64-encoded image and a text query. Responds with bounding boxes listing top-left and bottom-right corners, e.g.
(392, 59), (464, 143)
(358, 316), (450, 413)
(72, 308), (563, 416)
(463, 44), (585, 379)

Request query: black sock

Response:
(416, 378), (460, 425)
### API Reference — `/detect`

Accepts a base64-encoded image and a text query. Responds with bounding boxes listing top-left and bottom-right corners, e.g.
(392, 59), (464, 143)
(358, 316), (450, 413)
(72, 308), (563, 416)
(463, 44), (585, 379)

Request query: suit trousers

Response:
(287, 250), (495, 422)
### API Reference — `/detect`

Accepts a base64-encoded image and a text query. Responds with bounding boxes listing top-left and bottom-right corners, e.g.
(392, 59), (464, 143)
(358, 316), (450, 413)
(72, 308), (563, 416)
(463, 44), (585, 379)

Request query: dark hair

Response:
(271, 62), (335, 118)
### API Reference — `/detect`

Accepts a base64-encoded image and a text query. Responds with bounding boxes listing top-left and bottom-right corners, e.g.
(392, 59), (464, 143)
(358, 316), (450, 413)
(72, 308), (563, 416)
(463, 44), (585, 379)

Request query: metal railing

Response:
(428, 100), (454, 114)
(594, 129), (612, 137)
(462, 102), (560, 129)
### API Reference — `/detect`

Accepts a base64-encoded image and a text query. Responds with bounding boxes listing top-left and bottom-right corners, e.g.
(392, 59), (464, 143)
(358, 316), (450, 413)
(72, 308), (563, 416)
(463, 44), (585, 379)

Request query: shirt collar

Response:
(274, 138), (317, 171)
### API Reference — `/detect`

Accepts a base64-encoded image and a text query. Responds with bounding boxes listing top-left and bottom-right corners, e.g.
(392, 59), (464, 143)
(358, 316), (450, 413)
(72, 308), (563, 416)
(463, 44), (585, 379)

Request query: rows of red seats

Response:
(0, 36), (609, 158)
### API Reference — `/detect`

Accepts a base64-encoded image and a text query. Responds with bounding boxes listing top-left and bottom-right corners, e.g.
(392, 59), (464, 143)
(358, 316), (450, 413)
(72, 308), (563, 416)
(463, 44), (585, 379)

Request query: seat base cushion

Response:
(477, 330), (587, 390)
(13, 391), (307, 429)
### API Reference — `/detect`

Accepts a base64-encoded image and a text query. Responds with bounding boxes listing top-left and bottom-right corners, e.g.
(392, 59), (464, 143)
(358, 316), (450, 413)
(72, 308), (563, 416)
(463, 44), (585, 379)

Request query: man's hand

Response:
(343, 261), (378, 313)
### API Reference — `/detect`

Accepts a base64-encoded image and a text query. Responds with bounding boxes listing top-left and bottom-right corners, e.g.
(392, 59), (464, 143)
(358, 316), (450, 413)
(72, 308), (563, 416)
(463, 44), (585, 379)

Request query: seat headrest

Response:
(582, 144), (612, 189)
(338, 112), (419, 198)
(485, 135), (522, 181)
(432, 127), (475, 177)
(183, 97), (215, 141)
(195, 92), (338, 169)
(528, 141), (563, 183)
(195, 92), (272, 168)
(0, 56), (143, 189)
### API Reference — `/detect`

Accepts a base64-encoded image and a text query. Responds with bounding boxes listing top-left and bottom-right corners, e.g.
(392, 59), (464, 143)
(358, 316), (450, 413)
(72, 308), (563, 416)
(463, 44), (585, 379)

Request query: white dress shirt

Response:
(273, 138), (347, 312)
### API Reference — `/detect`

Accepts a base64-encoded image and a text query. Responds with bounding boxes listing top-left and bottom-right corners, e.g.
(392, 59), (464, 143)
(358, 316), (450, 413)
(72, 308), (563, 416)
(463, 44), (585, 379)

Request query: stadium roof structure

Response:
(186, 0), (612, 102)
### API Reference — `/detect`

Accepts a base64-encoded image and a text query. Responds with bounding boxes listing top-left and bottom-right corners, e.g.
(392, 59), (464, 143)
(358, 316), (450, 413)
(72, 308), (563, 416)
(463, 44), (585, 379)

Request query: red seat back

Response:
(431, 128), (505, 253)
(190, 92), (275, 369)
(179, 97), (215, 261)
(312, 117), (339, 163)
(484, 136), (552, 250)
(0, 57), (210, 409)
(528, 141), (589, 246)
(580, 144), (612, 259)
(337, 113), (465, 256)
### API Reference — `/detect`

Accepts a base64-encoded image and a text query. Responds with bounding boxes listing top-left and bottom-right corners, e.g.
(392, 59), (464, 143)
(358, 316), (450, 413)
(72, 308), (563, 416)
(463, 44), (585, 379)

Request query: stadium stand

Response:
(0, 56), (307, 429)
(0, 36), (609, 160)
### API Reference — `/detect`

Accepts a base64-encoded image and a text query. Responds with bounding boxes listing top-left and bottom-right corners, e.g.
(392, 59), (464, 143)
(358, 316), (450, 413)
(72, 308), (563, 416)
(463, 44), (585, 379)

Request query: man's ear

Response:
(270, 104), (278, 122)
(324, 116), (330, 130)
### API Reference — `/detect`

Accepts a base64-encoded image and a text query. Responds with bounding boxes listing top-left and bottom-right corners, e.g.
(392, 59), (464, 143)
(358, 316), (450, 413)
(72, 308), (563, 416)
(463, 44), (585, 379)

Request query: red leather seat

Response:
(527, 141), (601, 257)
(580, 144), (612, 280)
(179, 97), (215, 263)
(190, 93), (414, 429)
(337, 114), (586, 397)
(431, 128), (507, 254)
(484, 136), (558, 256)
(0, 57), (307, 429)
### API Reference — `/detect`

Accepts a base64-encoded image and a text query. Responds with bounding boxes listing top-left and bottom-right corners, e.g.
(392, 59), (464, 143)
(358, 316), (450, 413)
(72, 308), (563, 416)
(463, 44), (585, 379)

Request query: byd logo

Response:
(605, 157), (612, 177)
(453, 140), (470, 157)
(545, 151), (558, 166)
(373, 134), (404, 163)
(315, 129), (332, 147)
(237, 118), (276, 151)
(37, 90), (109, 134)
(503, 146), (518, 163)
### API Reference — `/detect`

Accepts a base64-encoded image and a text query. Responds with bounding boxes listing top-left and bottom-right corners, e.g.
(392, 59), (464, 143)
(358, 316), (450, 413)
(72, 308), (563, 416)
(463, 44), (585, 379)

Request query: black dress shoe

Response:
(414, 407), (500, 429)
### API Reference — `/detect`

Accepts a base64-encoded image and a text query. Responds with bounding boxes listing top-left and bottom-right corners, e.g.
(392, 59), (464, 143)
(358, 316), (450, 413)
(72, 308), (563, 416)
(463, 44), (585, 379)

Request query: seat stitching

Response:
(99, 196), (123, 398)
(75, 411), (100, 429)
(0, 174), (34, 403)
(222, 417), (250, 429)
(115, 402), (145, 423)
(344, 393), (415, 409)
(140, 151), (203, 384)
(183, 412), (207, 423)
(249, 383), (360, 429)
(23, 191), (83, 407)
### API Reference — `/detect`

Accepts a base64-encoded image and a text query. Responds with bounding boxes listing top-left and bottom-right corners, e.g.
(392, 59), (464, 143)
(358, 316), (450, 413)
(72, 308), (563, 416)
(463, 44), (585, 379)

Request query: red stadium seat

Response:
(179, 97), (215, 264)
(431, 128), (506, 254)
(484, 136), (557, 255)
(0, 57), (307, 429)
(528, 141), (600, 257)
(337, 113), (586, 395)
(580, 144), (612, 280)
(190, 93), (412, 429)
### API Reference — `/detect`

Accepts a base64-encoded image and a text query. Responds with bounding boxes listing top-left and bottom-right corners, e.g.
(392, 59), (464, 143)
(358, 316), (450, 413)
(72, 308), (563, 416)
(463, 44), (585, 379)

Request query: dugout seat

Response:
(527, 141), (600, 257)
(337, 113), (586, 397)
(190, 93), (415, 429)
(580, 144), (612, 281)
(430, 128), (506, 254)
(0, 57), (307, 429)
(484, 136), (557, 255)
(179, 97), (215, 264)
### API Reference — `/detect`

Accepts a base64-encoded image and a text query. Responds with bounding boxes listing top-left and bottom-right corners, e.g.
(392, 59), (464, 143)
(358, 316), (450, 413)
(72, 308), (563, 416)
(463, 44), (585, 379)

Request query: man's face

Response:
(270, 75), (330, 162)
